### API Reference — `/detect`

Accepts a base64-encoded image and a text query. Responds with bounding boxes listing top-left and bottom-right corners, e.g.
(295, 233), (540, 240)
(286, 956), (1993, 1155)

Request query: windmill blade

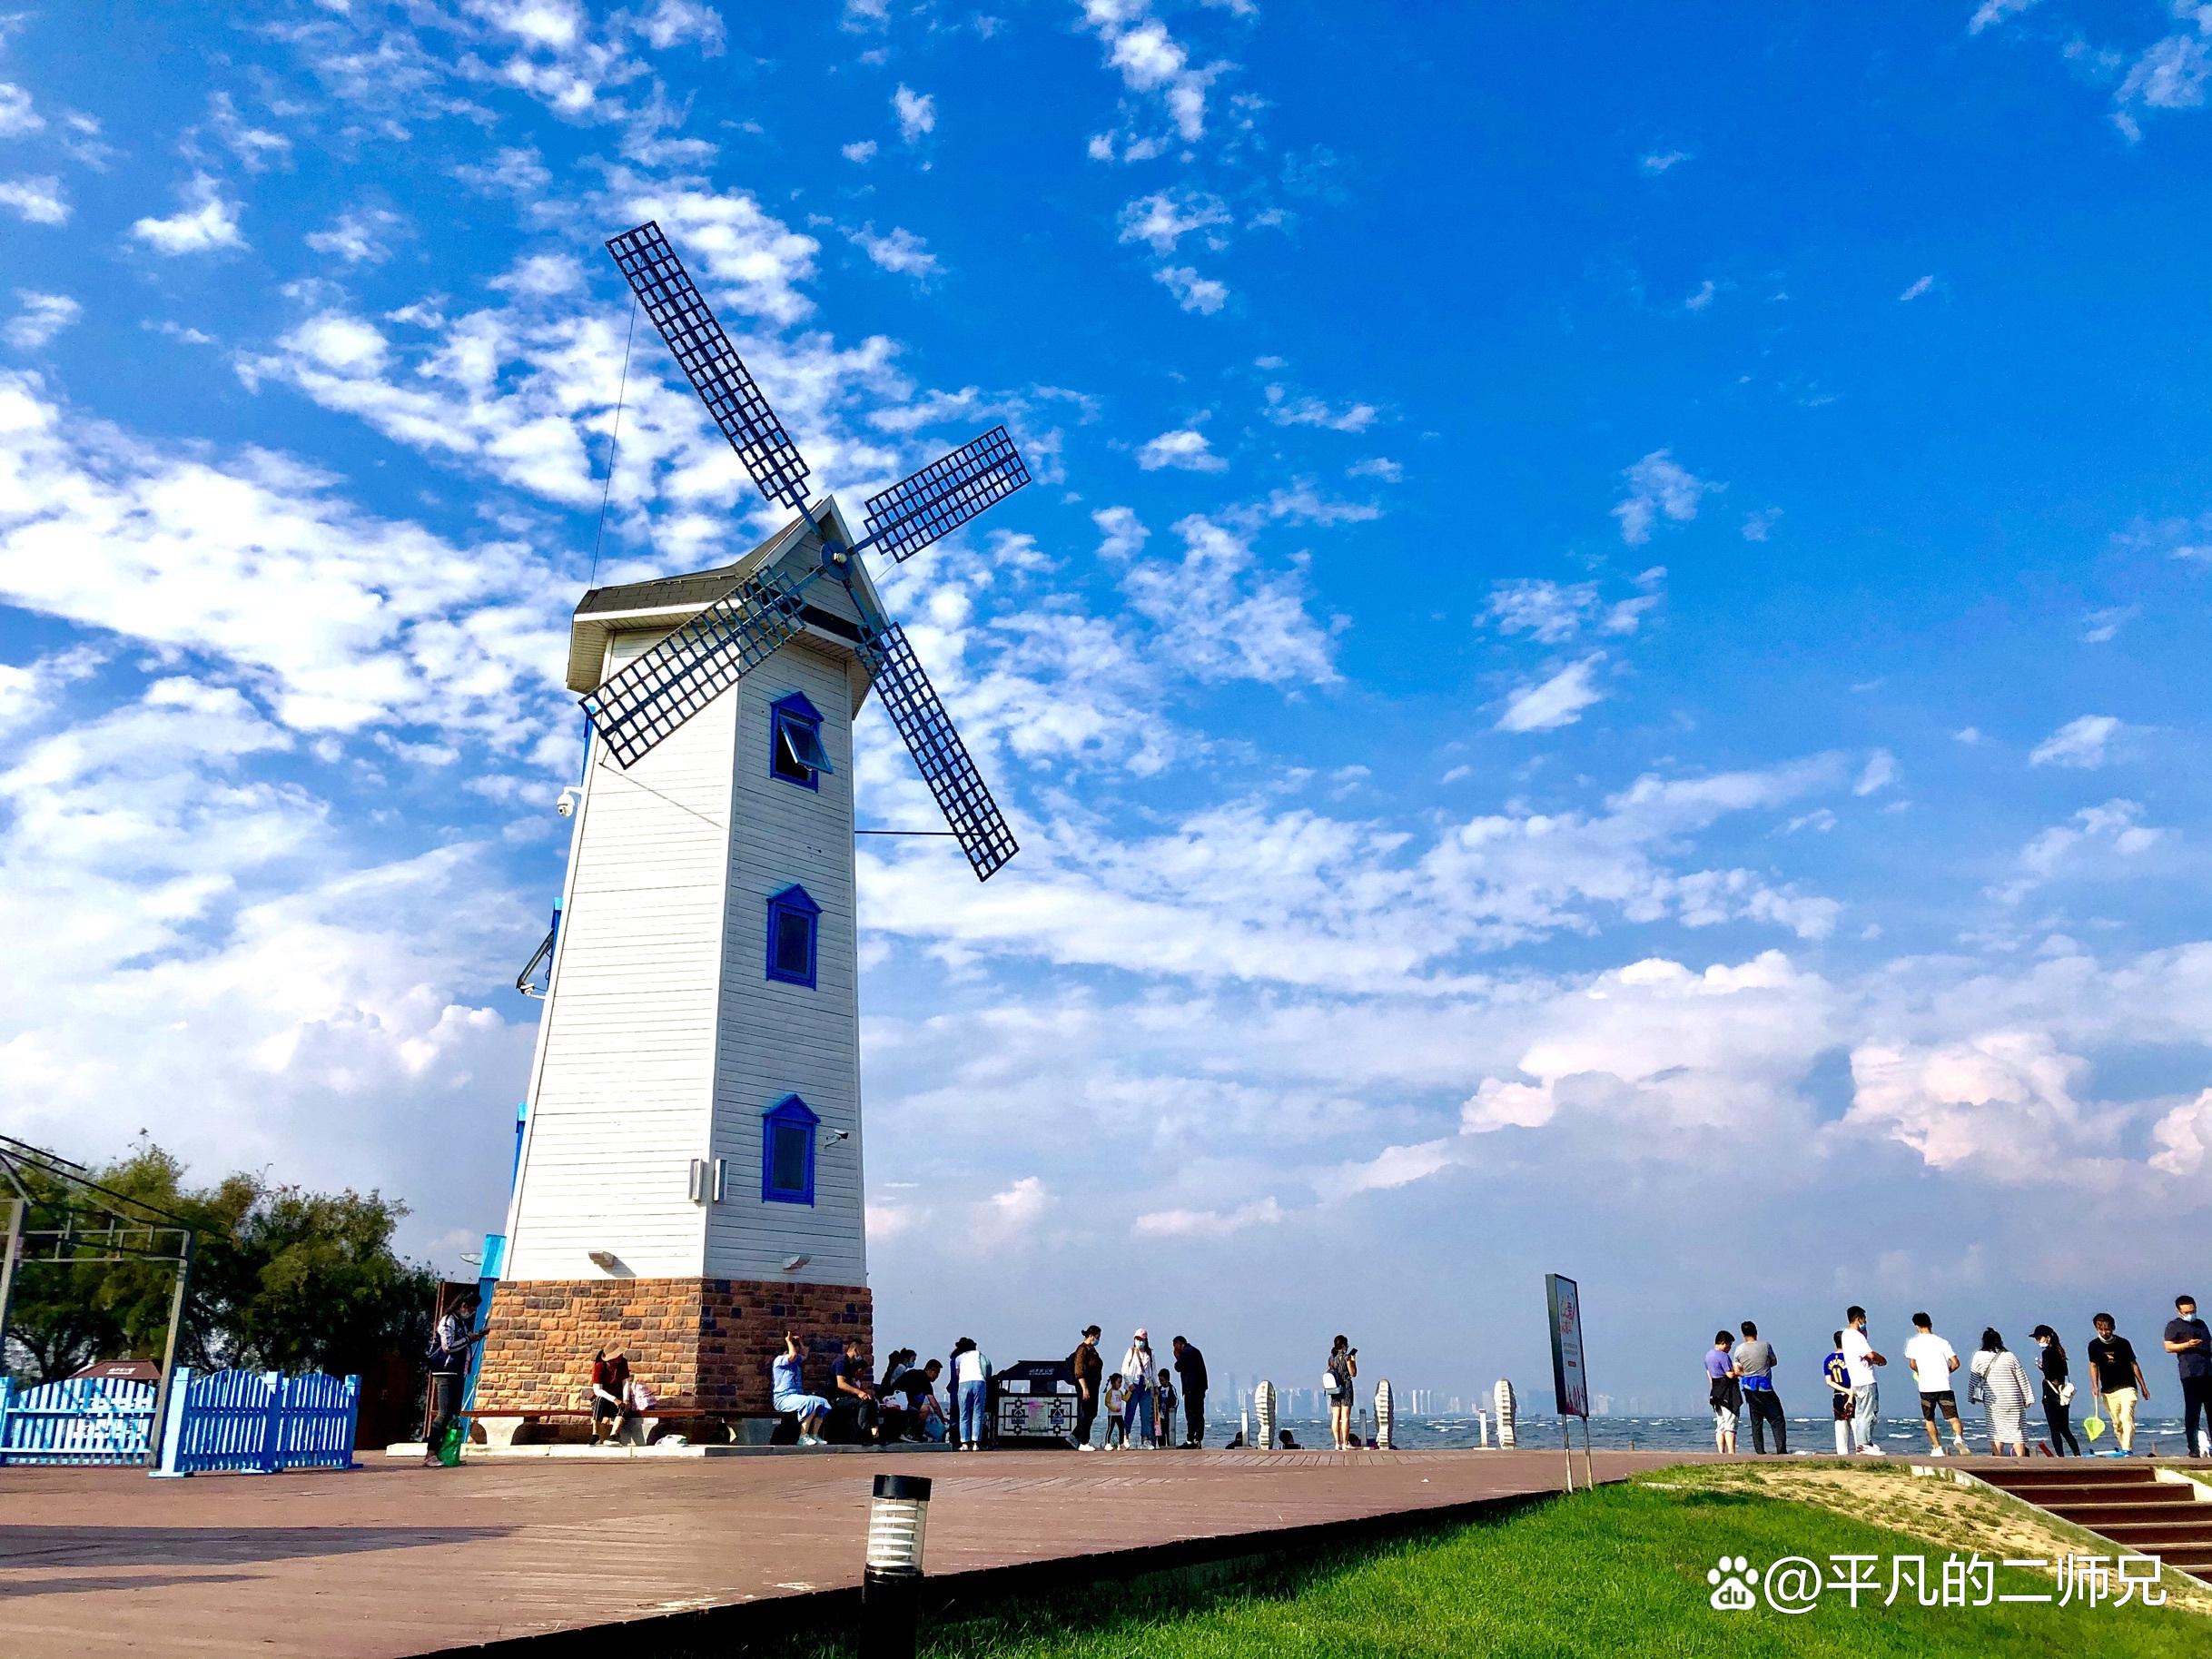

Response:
(606, 222), (814, 514)
(861, 625), (1019, 882)
(859, 426), (1032, 564)
(585, 566), (814, 768)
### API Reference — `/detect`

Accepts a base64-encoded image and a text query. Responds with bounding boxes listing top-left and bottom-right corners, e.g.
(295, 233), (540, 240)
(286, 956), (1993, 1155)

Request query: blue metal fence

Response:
(152, 1368), (360, 1476)
(0, 1376), (156, 1466)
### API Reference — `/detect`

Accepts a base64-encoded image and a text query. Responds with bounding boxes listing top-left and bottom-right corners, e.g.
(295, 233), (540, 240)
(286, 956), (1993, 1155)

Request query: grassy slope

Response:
(912, 1470), (2206, 1659)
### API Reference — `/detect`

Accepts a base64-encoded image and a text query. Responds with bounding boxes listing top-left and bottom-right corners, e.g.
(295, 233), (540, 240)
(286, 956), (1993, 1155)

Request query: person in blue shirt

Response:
(770, 1331), (830, 1447)
(1704, 1331), (1740, 1454)
(1822, 1332), (1853, 1457)
(1732, 1320), (1786, 1455)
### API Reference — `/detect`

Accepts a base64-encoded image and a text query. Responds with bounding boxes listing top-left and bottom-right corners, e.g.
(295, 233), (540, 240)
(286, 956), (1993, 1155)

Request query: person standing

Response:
(2088, 1312), (2149, 1456)
(1153, 1367), (1177, 1449)
(1970, 1329), (2032, 1457)
(1068, 1325), (1104, 1450)
(1842, 1306), (1887, 1455)
(1704, 1331), (1740, 1454)
(2163, 1294), (2211, 1457)
(950, 1337), (990, 1451)
(1171, 1336), (1209, 1447)
(1102, 1372), (1129, 1449)
(1121, 1329), (1154, 1447)
(1732, 1321), (1786, 1455)
(1904, 1312), (1969, 1457)
(2029, 1325), (2080, 1456)
(421, 1292), (482, 1468)
(1326, 1335), (1358, 1451)
(1821, 1332), (1853, 1456)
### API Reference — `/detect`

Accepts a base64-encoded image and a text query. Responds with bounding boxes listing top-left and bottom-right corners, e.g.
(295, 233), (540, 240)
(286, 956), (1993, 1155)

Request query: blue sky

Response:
(5, 1), (2212, 1409)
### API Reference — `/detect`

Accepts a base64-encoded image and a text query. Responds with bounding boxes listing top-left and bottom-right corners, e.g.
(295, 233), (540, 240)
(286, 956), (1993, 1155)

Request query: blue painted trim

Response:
(761, 1094), (819, 1206)
(768, 692), (829, 792)
(765, 884), (820, 988)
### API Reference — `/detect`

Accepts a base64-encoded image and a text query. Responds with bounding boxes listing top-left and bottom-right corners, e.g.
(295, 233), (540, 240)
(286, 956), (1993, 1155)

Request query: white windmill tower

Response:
(475, 223), (1027, 1428)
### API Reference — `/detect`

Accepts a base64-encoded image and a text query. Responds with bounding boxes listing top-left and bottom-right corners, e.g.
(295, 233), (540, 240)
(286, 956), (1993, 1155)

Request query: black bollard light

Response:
(861, 1473), (932, 1659)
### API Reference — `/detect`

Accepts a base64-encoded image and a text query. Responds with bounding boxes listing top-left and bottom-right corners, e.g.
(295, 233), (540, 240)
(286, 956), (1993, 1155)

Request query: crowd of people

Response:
(765, 1324), (1220, 1449)
(1704, 1297), (2212, 1459)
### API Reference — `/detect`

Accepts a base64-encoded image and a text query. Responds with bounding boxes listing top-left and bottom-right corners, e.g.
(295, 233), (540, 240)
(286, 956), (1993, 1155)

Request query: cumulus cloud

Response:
(893, 84), (935, 143)
(1262, 384), (1375, 432)
(1152, 265), (1228, 314)
(846, 222), (938, 280)
(129, 174), (245, 255)
(1612, 449), (1713, 544)
(1118, 188), (1230, 254)
(305, 207), (404, 264)
(1969, 0), (2039, 33)
(1845, 1030), (2118, 1180)
(1133, 1197), (1284, 1237)
(1080, 0), (1218, 146)
(0, 175), (67, 225)
(1135, 425), (1227, 471)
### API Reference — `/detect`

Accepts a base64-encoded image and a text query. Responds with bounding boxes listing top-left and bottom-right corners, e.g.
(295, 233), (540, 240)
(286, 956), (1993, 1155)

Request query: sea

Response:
(1236, 1411), (2205, 1457)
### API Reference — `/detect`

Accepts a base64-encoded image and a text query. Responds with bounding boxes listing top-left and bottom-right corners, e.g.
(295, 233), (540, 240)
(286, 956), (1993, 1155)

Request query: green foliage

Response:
(884, 1478), (2208, 1659)
(4, 1141), (439, 1385)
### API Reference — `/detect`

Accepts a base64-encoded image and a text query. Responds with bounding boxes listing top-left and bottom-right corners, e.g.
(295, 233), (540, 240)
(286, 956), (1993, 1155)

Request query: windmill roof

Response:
(565, 498), (891, 694)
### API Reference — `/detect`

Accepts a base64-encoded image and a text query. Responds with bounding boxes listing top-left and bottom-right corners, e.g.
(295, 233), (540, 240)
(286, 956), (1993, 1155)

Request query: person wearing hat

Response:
(1067, 1324), (1104, 1450)
(1120, 1328), (1155, 1447)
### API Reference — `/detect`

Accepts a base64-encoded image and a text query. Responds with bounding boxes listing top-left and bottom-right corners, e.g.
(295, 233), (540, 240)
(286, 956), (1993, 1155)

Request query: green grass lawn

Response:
(901, 1474), (2205, 1658)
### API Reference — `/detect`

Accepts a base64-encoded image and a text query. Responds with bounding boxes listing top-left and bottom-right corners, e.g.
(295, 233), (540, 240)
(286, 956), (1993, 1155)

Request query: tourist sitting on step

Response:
(588, 1350), (627, 1446)
(771, 1332), (830, 1447)
(828, 1336), (882, 1445)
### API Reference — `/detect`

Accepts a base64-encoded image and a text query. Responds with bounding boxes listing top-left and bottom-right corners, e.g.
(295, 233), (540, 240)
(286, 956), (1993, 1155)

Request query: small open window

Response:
(765, 884), (821, 988)
(761, 1094), (819, 1206)
(769, 692), (833, 789)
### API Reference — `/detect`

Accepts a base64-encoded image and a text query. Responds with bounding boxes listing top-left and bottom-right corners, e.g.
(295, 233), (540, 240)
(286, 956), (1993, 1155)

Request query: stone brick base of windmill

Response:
(472, 1278), (872, 1447)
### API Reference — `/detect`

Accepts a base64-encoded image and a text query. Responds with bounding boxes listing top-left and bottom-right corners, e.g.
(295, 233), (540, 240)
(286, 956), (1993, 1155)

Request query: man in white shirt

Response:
(1842, 1305), (1886, 1455)
(1903, 1311), (1968, 1456)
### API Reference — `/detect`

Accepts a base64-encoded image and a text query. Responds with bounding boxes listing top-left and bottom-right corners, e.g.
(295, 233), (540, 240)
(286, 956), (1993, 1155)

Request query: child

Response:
(1154, 1368), (1178, 1448)
(1103, 1373), (1129, 1448)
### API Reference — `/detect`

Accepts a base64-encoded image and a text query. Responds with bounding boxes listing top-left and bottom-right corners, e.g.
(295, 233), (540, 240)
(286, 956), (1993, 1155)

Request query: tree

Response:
(4, 1141), (441, 1386)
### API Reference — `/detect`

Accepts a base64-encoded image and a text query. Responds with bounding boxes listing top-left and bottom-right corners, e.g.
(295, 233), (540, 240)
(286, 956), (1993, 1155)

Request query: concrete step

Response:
(2000, 1488), (2197, 1511)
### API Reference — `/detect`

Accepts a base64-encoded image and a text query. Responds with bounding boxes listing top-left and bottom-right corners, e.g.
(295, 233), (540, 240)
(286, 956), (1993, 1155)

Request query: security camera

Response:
(555, 785), (583, 818)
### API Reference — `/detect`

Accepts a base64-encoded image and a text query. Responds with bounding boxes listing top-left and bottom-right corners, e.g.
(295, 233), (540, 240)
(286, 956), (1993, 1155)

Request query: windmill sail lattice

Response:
(585, 222), (1030, 880)
(860, 625), (1020, 880)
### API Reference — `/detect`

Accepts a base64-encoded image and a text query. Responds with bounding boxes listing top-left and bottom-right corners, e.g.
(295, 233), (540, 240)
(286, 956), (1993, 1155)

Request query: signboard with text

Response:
(1545, 1272), (1589, 1419)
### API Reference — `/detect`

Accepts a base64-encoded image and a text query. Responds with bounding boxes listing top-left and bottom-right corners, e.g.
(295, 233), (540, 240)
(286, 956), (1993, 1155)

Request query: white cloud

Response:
(1683, 279), (1716, 311)
(1742, 508), (1780, 542)
(2150, 1089), (2212, 1176)
(846, 222), (938, 280)
(305, 207), (403, 265)
(205, 91), (291, 172)
(1135, 425), (1226, 471)
(1093, 504), (1149, 560)
(5, 291), (81, 350)
(1994, 799), (2167, 904)
(0, 370), (567, 742)
(0, 81), (41, 138)
(1153, 265), (1228, 314)
(1487, 579), (1596, 645)
(1133, 1197), (1283, 1237)
(1853, 750), (1900, 796)
(0, 174), (68, 225)
(1348, 457), (1401, 483)
(1121, 514), (1338, 686)
(1118, 188), (1230, 254)
(130, 174), (245, 256)
(2029, 714), (2126, 768)
(1969, 0), (2039, 33)
(1080, 0), (1217, 144)
(1612, 449), (1713, 544)
(1262, 384), (1375, 432)
(1496, 655), (1606, 733)
(842, 139), (877, 163)
(893, 84), (935, 143)
(1899, 273), (1936, 302)
(1638, 148), (1691, 173)
(2080, 606), (2135, 644)
(1845, 1030), (2116, 1180)
(2116, 29), (2212, 139)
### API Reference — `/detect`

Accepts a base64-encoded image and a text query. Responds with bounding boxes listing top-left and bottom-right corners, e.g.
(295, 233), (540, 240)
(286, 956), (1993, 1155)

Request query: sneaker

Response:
(1078, 1443), (1093, 1452)
(1952, 1444), (1970, 1457)
(1856, 1445), (1882, 1456)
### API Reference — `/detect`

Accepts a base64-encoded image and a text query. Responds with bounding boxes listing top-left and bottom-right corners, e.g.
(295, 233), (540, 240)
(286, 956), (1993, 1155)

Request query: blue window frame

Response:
(765, 884), (821, 988)
(761, 1095), (819, 1206)
(769, 692), (833, 790)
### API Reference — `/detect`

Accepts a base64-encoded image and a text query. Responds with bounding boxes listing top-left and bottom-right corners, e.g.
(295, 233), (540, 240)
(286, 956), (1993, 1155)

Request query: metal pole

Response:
(1580, 1417), (1595, 1489)
(0, 1199), (23, 1384)
(146, 1229), (193, 1467)
(1562, 1421), (1575, 1492)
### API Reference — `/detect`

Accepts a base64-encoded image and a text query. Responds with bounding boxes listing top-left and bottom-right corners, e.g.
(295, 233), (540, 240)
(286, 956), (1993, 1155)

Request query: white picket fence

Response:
(0, 1376), (156, 1466)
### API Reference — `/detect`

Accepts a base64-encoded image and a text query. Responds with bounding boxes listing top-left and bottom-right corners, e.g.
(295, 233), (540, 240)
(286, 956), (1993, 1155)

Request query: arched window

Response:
(761, 1095), (819, 1206)
(765, 884), (821, 988)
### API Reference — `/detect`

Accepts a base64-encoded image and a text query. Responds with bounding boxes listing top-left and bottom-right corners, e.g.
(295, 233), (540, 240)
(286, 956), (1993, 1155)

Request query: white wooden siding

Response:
(505, 555), (871, 1293)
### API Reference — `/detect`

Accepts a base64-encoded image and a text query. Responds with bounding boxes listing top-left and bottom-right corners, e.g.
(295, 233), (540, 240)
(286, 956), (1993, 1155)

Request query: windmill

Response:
(587, 221), (1026, 882)
(474, 224), (1034, 1434)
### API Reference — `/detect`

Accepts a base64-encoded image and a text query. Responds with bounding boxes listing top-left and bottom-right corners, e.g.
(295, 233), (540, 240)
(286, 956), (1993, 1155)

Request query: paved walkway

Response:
(0, 1447), (1665, 1655)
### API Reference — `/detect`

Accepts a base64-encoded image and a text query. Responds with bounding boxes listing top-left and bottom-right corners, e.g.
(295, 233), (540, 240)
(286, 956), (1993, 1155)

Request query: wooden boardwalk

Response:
(0, 1447), (1664, 1654)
